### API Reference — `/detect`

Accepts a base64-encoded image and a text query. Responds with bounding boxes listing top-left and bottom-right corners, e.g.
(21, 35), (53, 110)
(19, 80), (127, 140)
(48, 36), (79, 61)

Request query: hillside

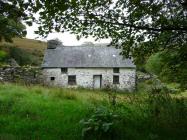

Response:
(0, 38), (47, 66)
(0, 38), (47, 53)
(0, 83), (186, 140)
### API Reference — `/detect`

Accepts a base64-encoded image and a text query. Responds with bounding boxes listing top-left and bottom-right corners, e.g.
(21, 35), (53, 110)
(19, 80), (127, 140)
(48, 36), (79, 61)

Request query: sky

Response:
(26, 22), (110, 46)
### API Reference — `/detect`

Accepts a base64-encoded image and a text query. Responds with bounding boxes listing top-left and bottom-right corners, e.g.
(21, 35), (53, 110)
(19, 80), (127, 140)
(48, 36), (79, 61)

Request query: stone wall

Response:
(43, 68), (136, 91)
(0, 66), (43, 85)
(136, 71), (152, 82)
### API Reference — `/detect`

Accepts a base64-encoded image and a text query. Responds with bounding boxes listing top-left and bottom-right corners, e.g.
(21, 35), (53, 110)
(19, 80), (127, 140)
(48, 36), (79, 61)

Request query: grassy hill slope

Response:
(0, 38), (47, 66)
(0, 38), (47, 53)
(0, 83), (186, 140)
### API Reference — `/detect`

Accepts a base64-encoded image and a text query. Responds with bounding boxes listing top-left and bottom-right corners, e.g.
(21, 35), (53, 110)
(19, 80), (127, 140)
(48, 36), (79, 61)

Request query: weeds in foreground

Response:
(0, 83), (186, 140)
(147, 88), (187, 139)
(79, 80), (187, 140)
(80, 106), (118, 140)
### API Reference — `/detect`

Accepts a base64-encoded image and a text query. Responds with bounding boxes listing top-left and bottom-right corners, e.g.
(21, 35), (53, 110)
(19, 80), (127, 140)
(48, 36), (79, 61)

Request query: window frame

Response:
(113, 75), (119, 84)
(61, 68), (68, 74)
(50, 77), (55, 81)
(113, 68), (120, 73)
(68, 75), (76, 85)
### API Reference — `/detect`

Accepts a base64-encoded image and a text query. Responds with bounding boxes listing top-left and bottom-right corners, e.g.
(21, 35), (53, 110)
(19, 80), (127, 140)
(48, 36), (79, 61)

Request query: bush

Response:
(145, 52), (164, 75)
(145, 49), (187, 89)
(0, 50), (8, 61)
(146, 77), (180, 94)
(80, 106), (118, 140)
(9, 47), (40, 66)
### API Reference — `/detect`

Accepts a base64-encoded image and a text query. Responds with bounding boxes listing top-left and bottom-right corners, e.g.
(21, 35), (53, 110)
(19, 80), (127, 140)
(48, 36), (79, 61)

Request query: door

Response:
(93, 75), (102, 89)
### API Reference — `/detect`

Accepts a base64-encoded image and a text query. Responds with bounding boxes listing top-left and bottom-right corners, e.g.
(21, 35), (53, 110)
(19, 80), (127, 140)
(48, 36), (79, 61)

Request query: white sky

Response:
(26, 22), (110, 46)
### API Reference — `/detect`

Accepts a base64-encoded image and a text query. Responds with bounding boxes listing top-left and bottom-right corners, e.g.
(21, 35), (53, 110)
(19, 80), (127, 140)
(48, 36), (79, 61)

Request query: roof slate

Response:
(41, 45), (136, 68)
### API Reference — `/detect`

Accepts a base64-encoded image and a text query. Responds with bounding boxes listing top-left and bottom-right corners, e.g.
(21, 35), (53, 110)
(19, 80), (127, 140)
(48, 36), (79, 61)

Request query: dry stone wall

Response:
(0, 66), (43, 85)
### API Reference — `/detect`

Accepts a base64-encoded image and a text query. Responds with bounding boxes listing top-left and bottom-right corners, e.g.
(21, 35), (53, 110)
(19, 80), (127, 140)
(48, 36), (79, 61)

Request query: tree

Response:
(3, 0), (187, 57)
(0, 0), (28, 42)
(25, 0), (187, 58)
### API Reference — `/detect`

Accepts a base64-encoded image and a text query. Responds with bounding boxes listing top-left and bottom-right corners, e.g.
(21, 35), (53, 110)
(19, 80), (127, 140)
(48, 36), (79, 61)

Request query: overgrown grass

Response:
(0, 83), (186, 140)
(0, 84), (111, 139)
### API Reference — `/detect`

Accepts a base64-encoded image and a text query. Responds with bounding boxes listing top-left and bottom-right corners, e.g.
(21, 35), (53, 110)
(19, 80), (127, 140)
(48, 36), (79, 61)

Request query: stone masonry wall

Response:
(0, 66), (43, 85)
(43, 68), (136, 91)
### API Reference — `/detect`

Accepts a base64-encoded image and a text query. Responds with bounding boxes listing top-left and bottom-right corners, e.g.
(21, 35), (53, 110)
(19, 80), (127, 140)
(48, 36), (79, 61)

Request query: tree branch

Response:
(85, 13), (187, 32)
(85, 17), (187, 32)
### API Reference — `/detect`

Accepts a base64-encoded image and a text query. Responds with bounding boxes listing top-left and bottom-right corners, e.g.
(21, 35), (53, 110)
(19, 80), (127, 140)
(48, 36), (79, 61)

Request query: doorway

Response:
(93, 75), (102, 89)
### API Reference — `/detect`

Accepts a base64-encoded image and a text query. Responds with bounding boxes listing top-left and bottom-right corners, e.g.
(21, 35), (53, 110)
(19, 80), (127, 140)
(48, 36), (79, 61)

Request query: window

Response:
(113, 68), (119, 73)
(50, 77), (55, 81)
(113, 75), (119, 84)
(68, 75), (76, 85)
(61, 68), (68, 74)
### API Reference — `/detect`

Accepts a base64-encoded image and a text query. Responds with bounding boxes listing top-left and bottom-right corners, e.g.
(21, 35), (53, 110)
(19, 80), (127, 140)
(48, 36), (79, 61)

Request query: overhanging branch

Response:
(86, 13), (187, 32)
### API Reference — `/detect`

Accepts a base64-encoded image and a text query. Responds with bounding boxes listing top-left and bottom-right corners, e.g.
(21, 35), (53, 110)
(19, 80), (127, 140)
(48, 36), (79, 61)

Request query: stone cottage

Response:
(41, 40), (136, 91)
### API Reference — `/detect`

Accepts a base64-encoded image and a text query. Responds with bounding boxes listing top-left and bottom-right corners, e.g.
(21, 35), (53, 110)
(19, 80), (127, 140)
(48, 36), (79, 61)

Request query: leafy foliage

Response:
(9, 46), (40, 66)
(145, 52), (163, 75)
(80, 106), (118, 140)
(0, 0), (27, 42)
(0, 44), (41, 66)
(146, 49), (187, 89)
(22, 0), (187, 59)
(0, 50), (8, 62)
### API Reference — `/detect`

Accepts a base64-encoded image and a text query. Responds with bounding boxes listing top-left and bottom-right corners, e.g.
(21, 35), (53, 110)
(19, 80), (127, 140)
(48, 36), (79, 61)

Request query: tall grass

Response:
(0, 84), (94, 139)
(0, 83), (186, 140)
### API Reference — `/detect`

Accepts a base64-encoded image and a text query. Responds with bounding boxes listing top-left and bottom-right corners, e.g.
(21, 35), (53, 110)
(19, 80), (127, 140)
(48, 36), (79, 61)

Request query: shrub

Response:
(145, 52), (164, 75)
(145, 49), (187, 89)
(146, 77), (179, 94)
(80, 106), (118, 140)
(9, 46), (40, 66)
(0, 50), (8, 61)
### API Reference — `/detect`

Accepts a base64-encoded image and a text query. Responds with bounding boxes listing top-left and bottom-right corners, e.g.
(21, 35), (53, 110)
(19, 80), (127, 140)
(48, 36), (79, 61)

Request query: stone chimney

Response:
(47, 39), (62, 49)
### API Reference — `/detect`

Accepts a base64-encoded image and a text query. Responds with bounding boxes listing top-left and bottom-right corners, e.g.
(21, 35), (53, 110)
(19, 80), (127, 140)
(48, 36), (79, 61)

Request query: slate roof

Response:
(41, 45), (136, 68)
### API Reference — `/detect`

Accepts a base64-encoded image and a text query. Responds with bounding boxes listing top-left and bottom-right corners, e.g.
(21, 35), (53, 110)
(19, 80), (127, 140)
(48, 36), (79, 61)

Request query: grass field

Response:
(0, 83), (186, 140)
